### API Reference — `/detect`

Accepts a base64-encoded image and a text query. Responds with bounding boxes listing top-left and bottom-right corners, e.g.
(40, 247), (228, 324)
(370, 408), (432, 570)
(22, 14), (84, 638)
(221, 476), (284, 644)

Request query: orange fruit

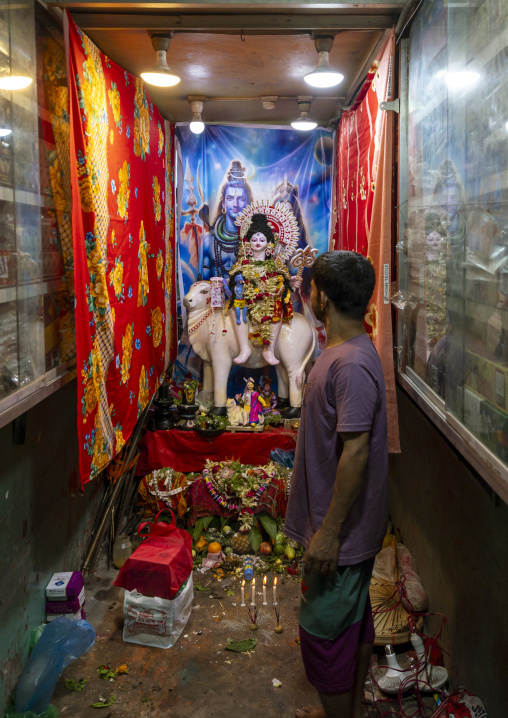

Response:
(208, 541), (222, 554)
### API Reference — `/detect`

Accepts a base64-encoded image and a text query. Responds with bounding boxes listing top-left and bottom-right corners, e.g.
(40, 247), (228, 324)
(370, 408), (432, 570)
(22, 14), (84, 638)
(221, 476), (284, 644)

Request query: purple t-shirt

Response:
(284, 334), (389, 566)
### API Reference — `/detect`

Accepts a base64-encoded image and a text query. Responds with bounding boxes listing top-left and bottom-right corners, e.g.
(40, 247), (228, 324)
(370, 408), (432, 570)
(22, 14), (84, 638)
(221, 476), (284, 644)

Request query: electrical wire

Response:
(365, 575), (460, 718)
(396, 0), (426, 45)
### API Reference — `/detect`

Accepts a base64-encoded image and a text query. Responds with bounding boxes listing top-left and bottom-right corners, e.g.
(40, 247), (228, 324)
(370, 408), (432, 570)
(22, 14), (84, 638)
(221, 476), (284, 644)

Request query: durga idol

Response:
(228, 207), (301, 366)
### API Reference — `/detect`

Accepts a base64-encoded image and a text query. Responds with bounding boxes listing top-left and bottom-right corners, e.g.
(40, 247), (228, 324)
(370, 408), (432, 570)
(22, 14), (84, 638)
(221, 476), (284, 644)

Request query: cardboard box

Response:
(46, 571), (84, 602)
(46, 586), (85, 614)
(46, 607), (86, 622)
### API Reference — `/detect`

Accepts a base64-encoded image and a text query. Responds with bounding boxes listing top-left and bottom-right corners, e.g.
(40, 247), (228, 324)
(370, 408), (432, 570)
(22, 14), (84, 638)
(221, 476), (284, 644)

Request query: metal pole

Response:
(81, 396), (154, 574)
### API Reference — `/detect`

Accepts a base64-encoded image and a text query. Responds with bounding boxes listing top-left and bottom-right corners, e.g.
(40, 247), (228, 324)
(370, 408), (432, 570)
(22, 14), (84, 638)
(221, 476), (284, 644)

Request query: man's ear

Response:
(320, 291), (329, 311)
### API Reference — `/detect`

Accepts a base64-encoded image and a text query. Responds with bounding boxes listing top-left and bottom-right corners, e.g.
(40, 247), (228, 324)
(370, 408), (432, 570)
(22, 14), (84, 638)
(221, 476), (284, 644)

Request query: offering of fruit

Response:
(273, 544), (285, 556)
(259, 541), (272, 556)
(231, 532), (251, 554)
(275, 532), (285, 546)
(208, 541), (222, 554)
(222, 525), (233, 536)
(284, 546), (296, 561)
(194, 536), (208, 552)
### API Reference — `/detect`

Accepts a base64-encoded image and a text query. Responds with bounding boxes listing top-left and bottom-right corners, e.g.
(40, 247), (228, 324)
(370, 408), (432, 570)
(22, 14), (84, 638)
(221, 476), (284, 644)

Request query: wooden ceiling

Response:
(49, 0), (414, 128)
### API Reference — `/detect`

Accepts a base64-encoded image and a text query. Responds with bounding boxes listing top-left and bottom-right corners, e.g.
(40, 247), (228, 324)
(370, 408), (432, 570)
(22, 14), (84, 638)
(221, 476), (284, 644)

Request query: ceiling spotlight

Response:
(261, 95), (278, 110)
(0, 76), (32, 91)
(141, 34), (180, 88)
(291, 100), (317, 131)
(0, 128), (11, 137)
(305, 35), (344, 89)
(189, 97), (205, 134)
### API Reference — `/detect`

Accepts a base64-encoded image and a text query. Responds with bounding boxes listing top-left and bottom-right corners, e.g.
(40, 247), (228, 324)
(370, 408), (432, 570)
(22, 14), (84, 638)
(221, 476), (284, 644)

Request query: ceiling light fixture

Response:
(0, 128), (11, 137)
(260, 95), (278, 110)
(0, 75), (32, 91)
(305, 36), (344, 89)
(141, 34), (180, 88)
(189, 97), (205, 134)
(291, 100), (317, 131)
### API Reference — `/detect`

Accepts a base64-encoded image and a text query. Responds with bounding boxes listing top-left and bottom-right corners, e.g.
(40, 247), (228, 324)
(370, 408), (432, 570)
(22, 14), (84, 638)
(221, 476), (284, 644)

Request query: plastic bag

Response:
(396, 543), (428, 612)
(372, 543), (428, 612)
(372, 546), (396, 583)
(123, 574), (194, 649)
(28, 625), (46, 652)
(270, 448), (294, 469)
(14, 618), (95, 714)
(6, 705), (58, 718)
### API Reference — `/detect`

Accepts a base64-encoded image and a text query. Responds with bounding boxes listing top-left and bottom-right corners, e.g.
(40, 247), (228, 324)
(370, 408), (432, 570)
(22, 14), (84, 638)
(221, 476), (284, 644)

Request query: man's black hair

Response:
(245, 213), (276, 245)
(311, 250), (375, 321)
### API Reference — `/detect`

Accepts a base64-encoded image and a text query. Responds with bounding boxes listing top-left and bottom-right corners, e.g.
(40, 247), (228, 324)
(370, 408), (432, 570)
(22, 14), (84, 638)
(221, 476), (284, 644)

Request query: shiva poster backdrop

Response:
(175, 124), (333, 383)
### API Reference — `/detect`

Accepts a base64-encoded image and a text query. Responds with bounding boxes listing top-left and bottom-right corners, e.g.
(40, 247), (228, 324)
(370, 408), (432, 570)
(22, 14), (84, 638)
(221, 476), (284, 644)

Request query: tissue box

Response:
(46, 608), (86, 622)
(46, 586), (85, 615)
(46, 572), (84, 602)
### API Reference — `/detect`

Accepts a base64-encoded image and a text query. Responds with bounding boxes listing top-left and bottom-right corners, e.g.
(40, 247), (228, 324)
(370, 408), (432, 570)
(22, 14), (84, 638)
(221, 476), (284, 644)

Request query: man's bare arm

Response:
(303, 431), (370, 575)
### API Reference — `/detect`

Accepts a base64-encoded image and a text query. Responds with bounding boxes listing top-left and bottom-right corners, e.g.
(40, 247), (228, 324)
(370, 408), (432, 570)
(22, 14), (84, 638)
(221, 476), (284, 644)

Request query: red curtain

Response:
(66, 13), (177, 484)
(331, 31), (400, 453)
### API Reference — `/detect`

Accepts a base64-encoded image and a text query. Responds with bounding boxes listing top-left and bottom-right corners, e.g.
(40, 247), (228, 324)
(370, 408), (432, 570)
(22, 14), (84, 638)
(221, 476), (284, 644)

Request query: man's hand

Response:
(303, 528), (340, 575)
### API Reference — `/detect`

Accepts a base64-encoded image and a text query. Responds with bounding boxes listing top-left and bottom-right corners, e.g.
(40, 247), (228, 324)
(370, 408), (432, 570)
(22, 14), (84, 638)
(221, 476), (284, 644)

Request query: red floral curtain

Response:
(66, 13), (177, 484)
(331, 31), (400, 453)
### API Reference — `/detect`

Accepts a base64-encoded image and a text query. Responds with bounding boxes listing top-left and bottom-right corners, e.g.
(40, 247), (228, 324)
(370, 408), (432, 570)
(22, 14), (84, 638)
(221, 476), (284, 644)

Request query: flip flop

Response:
(295, 706), (326, 718)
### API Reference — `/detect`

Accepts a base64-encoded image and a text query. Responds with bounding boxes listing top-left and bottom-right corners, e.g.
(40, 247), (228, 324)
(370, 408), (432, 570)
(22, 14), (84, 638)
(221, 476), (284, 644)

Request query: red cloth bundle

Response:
(114, 510), (192, 600)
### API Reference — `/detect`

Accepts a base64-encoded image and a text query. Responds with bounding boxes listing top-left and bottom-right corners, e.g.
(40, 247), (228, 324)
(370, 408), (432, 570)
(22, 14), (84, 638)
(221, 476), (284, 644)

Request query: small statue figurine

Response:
(235, 376), (263, 426)
(233, 273), (247, 325)
(258, 375), (278, 415)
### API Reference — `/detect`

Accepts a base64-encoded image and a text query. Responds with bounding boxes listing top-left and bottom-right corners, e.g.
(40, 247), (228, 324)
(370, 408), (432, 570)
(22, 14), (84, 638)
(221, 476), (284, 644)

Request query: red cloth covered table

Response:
(136, 427), (297, 474)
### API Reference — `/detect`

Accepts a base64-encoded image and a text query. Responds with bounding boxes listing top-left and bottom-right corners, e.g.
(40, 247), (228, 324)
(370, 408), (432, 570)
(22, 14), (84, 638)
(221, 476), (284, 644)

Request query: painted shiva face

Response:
(439, 185), (460, 225)
(250, 232), (268, 257)
(223, 186), (247, 221)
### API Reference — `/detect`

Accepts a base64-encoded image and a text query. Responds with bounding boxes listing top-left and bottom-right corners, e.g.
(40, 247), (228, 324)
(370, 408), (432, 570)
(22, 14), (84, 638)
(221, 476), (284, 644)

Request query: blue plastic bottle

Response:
(243, 560), (254, 581)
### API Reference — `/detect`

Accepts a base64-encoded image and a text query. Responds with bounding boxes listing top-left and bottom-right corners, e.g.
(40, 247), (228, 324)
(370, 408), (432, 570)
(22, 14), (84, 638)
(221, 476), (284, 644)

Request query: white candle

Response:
(273, 576), (277, 606)
(251, 577), (256, 606)
(240, 580), (245, 607)
(262, 575), (267, 605)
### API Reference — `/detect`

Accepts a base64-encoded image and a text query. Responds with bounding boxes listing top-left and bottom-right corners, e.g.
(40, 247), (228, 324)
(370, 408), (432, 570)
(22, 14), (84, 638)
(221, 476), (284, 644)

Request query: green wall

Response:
(0, 381), (103, 713)
(389, 388), (508, 718)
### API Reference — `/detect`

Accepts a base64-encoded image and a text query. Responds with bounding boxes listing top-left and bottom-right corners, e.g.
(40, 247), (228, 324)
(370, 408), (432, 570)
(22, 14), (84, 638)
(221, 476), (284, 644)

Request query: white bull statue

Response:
(183, 281), (316, 417)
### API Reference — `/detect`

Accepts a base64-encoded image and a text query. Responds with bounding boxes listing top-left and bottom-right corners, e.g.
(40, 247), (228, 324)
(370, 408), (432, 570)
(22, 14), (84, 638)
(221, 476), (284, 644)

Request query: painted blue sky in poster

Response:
(176, 124), (334, 293)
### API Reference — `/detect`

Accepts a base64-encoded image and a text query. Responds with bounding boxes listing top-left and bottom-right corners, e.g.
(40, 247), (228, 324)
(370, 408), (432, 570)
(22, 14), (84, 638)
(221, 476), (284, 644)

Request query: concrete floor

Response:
(51, 561), (318, 718)
(50, 561), (436, 718)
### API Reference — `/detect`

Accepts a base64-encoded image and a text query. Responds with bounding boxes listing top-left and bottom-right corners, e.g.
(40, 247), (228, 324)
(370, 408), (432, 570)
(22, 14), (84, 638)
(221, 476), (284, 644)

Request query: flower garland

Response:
(202, 459), (278, 530)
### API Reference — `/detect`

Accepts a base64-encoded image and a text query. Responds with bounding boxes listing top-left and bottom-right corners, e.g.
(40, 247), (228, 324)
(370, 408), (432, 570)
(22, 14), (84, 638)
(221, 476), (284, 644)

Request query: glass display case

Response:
(397, 0), (508, 499)
(0, 4), (75, 428)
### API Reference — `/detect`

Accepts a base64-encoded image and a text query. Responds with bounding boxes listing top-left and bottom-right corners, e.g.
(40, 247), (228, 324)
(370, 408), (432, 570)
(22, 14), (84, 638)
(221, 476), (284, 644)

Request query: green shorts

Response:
(299, 557), (374, 640)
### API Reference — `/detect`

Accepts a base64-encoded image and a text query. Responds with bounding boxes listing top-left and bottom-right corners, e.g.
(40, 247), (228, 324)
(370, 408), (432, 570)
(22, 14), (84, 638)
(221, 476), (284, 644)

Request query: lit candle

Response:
(251, 577), (256, 606)
(262, 575), (267, 605)
(273, 576), (277, 605)
(240, 580), (245, 607)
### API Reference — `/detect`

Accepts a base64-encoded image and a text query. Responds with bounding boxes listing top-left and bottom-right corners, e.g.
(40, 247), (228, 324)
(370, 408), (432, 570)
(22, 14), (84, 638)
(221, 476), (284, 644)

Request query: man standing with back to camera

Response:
(284, 251), (389, 718)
